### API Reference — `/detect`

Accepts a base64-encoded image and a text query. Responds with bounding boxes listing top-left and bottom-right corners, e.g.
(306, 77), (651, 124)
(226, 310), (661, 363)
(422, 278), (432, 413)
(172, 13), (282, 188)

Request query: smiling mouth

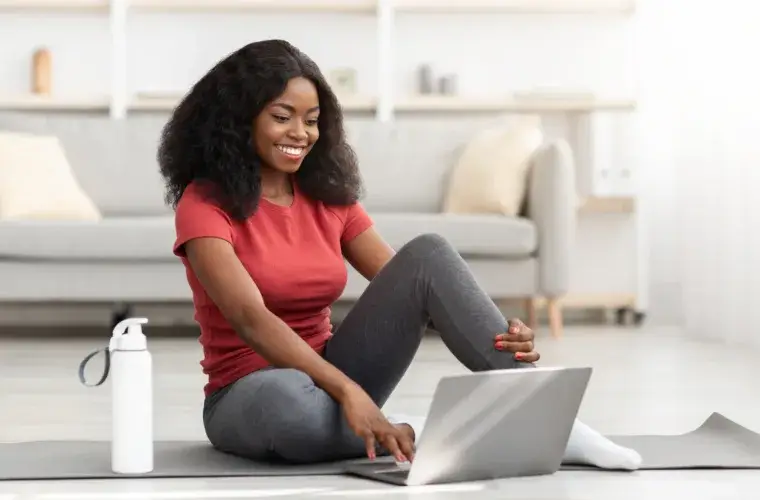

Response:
(276, 144), (307, 158)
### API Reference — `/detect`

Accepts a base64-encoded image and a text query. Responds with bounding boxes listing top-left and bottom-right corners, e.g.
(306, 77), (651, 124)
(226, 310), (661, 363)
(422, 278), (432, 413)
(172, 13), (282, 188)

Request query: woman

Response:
(159, 39), (641, 470)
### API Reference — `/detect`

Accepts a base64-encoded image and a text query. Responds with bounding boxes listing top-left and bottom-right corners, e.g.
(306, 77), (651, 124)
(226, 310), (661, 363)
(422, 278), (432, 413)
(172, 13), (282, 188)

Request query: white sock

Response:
(388, 415), (642, 471)
(563, 419), (642, 471)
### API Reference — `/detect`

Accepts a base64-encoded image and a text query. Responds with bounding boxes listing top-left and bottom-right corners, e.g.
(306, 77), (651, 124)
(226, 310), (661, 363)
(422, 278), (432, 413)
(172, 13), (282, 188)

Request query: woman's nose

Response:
(288, 124), (308, 141)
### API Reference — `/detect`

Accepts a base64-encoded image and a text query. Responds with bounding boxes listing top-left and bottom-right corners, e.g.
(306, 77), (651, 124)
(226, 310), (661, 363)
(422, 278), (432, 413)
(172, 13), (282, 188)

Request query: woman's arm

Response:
(342, 226), (396, 281)
(184, 237), (360, 402)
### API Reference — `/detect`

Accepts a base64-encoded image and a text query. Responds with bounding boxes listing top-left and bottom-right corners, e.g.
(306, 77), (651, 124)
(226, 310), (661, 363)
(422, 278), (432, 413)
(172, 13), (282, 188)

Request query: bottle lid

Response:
(109, 317), (149, 352)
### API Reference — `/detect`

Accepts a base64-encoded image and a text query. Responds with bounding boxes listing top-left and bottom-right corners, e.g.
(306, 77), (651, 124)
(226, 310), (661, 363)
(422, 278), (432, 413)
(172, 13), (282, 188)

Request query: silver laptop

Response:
(344, 366), (592, 486)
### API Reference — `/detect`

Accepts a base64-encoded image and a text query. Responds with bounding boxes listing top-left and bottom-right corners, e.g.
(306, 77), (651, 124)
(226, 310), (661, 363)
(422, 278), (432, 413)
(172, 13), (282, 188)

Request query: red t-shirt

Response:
(173, 180), (373, 396)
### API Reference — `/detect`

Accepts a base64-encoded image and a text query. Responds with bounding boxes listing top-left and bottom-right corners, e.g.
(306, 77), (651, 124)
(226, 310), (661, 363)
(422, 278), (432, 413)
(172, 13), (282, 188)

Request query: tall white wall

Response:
(666, 0), (760, 347)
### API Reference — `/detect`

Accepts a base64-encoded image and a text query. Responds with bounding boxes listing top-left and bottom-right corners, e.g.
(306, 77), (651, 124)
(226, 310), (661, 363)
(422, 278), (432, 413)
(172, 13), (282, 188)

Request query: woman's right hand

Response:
(340, 384), (415, 463)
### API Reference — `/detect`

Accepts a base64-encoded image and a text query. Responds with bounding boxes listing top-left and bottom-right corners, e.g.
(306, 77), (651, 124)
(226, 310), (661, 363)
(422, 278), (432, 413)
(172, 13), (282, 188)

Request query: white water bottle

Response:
(109, 317), (153, 474)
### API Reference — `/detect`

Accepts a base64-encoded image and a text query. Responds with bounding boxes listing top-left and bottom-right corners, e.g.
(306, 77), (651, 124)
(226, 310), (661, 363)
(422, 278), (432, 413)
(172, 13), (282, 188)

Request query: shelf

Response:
(0, 94), (110, 111)
(131, 95), (632, 113)
(129, 94), (377, 112)
(395, 0), (635, 14)
(0, 94), (635, 115)
(395, 95), (637, 113)
(0, 0), (635, 13)
(0, 94), (634, 116)
(579, 196), (635, 214)
(336, 95), (377, 112)
(129, 95), (181, 111)
(128, 0), (377, 12)
(0, 0), (107, 9)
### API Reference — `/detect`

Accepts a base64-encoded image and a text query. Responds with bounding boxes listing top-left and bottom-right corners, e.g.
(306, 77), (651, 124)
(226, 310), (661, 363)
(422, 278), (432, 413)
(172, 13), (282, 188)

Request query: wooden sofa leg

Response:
(523, 298), (537, 331)
(547, 298), (563, 339)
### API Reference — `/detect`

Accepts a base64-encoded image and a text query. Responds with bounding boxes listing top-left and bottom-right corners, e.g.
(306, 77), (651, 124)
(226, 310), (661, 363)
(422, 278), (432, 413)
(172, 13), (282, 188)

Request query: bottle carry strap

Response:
(78, 347), (111, 387)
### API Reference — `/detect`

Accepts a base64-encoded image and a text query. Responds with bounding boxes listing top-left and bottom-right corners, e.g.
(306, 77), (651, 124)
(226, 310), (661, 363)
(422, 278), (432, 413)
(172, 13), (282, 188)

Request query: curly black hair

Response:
(157, 39), (363, 221)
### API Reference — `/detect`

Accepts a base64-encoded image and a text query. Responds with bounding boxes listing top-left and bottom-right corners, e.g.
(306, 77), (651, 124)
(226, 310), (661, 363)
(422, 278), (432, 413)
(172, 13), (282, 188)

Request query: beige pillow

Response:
(0, 131), (101, 221)
(443, 116), (544, 216)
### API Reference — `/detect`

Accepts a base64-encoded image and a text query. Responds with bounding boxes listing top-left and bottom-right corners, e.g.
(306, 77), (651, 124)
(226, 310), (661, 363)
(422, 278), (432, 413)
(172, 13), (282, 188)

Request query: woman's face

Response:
(254, 76), (320, 174)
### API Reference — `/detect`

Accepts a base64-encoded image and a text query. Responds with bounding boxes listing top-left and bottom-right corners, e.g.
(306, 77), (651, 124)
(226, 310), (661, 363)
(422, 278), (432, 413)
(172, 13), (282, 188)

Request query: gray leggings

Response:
(202, 233), (532, 463)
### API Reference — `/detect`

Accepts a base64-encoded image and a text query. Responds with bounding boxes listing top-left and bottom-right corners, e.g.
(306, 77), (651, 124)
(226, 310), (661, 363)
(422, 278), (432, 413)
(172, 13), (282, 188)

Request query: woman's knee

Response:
(398, 233), (455, 260)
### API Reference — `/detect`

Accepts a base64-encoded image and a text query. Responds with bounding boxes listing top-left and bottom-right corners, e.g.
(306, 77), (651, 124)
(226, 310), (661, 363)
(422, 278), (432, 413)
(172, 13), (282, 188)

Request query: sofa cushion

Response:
(0, 112), (172, 216)
(347, 117), (529, 214)
(0, 131), (102, 222)
(370, 213), (537, 258)
(443, 115), (543, 217)
(0, 213), (536, 262)
(0, 217), (176, 261)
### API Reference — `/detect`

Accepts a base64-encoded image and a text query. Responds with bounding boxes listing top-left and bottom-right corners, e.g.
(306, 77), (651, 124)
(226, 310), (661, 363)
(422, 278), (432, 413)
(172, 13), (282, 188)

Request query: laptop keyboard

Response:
(376, 464), (411, 479)
(380, 469), (410, 479)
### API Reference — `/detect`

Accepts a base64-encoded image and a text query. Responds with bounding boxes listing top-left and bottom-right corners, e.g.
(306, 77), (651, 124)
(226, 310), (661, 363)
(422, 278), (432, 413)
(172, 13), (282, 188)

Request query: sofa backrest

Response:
(346, 118), (480, 213)
(0, 112), (504, 216)
(0, 112), (170, 216)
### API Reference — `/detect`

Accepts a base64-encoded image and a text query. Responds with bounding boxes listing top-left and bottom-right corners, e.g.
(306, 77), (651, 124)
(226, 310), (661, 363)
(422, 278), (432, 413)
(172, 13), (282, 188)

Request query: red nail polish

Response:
(515, 353), (523, 360)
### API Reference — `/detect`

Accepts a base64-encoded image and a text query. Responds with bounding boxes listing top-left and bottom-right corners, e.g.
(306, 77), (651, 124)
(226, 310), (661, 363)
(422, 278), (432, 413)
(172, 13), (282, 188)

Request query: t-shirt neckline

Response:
(260, 177), (299, 212)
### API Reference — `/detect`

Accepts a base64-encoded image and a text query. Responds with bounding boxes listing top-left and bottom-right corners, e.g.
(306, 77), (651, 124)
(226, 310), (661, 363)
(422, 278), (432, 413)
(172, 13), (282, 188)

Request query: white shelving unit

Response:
(0, 0), (645, 316)
(0, 0), (637, 121)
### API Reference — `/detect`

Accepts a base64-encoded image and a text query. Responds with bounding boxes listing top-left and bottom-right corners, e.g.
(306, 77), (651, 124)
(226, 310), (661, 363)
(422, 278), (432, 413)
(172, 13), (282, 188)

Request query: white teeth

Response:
(277, 145), (305, 156)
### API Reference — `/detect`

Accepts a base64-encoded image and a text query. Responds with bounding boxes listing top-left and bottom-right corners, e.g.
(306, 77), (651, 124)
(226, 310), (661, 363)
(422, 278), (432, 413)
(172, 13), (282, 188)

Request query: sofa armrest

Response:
(525, 139), (577, 298)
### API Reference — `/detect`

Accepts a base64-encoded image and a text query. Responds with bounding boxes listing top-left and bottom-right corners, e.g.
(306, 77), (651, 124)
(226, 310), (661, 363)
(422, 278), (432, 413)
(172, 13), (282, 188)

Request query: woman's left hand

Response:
(494, 318), (540, 363)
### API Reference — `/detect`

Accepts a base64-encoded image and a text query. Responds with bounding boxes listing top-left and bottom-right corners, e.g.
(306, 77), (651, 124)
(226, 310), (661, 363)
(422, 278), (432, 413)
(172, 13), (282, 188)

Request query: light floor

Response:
(1, 325), (759, 499)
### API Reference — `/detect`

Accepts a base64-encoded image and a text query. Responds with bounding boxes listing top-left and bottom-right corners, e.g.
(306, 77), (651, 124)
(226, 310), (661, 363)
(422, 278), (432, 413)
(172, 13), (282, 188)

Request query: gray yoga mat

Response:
(0, 441), (390, 481)
(2, 413), (759, 481)
(565, 412), (760, 470)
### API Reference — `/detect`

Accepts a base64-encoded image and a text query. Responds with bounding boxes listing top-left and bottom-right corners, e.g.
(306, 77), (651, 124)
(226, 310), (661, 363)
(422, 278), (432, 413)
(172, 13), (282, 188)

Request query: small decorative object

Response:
(32, 47), (52, 95)
(437, 74), (458, 96)
(417, 64), (434, 94)
(329, 68), (358, 95)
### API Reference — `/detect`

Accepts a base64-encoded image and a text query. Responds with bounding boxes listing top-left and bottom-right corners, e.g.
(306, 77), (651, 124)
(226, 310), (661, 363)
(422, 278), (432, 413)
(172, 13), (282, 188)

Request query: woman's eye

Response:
(272, 114), (289, 122)
(306, 119), (319, 127)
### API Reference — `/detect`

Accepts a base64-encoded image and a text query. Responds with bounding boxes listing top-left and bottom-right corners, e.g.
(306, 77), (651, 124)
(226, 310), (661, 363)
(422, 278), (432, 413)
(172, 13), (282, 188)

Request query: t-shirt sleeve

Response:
(341, 202), (374, 243)
(173, 184), (234, 257)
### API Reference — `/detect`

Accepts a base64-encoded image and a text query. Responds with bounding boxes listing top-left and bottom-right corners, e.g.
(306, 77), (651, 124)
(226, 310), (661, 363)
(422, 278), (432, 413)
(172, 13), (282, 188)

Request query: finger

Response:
(519, 321), (534, 339)
(515, 351), (540, 363)
(382, 434), (406, 463)
(496, 331), (533, 343)
(508, 317), (525, 333)
(495, 340), (534, 353)
(364, 433), (377, 460)
(495, 325), (532, 342)
(397, 431), (416, 463)
(495, 331), (527, 342)
(493, 323), (522, 340)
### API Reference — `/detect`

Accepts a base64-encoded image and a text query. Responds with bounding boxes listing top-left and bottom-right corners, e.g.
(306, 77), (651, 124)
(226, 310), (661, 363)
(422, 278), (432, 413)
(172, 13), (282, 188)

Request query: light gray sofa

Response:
(0, 112), (575, 336)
